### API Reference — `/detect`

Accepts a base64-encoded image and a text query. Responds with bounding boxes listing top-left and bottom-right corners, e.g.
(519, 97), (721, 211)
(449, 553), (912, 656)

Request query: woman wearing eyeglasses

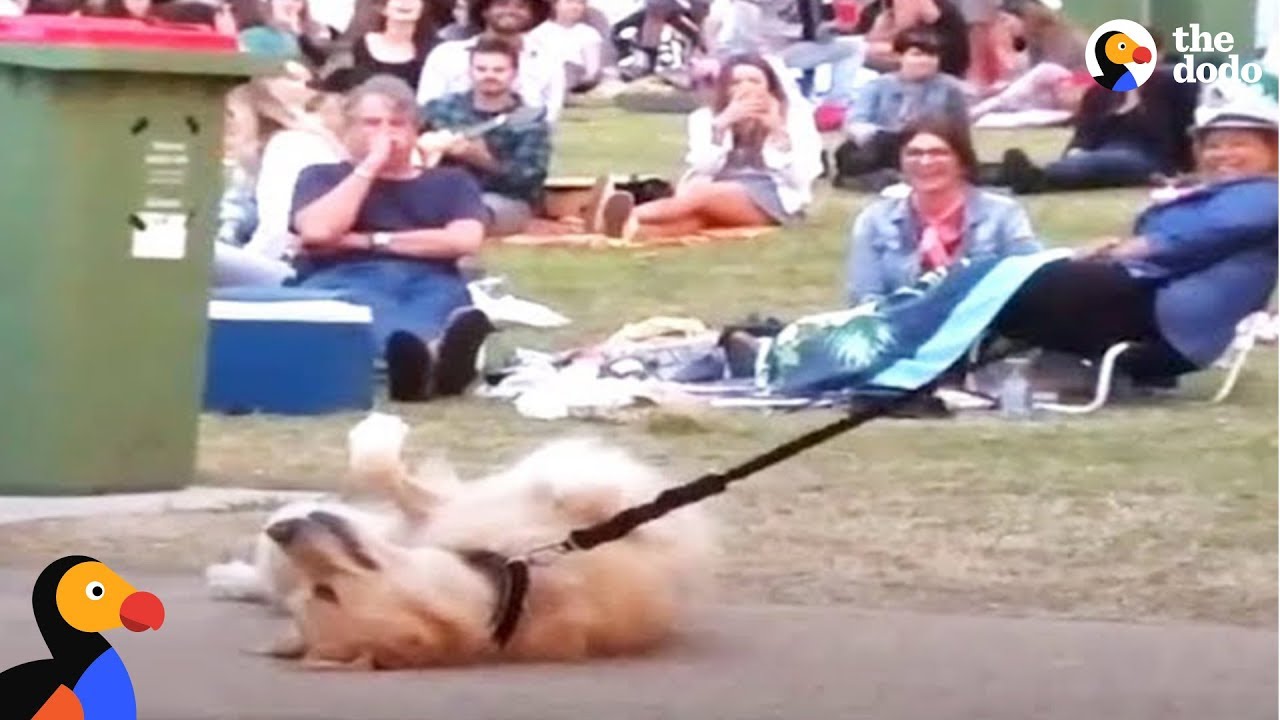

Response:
(844, 115), (1042, 305)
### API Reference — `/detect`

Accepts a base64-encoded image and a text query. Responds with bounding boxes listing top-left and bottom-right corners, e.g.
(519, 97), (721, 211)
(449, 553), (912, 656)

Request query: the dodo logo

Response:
(1086, 20), (1157, 92)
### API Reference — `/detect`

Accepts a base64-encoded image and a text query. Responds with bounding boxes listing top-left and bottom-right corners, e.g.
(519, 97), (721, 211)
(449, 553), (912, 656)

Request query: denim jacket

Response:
(1122, 176), (1279, 367)
(845, 188), (1043, 305)
(848, 73), (970, 133)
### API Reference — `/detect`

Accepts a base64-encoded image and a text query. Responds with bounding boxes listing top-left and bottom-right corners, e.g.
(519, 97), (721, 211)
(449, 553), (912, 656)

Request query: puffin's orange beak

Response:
(120, 591), (164, 632)
(1132, 46), (1152, 64)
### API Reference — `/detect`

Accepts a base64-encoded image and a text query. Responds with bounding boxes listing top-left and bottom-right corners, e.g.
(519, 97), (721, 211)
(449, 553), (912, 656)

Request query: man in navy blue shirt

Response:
(292, 75), (494, 402)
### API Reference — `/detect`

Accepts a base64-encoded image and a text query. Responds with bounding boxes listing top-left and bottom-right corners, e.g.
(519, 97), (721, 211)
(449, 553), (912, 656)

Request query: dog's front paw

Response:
(247, 627), (308, 659)
(349, 413), (410, 464)
(348, 413), (411, 488)
(205, 560), (267, 603)
(299, 652), (376, 672)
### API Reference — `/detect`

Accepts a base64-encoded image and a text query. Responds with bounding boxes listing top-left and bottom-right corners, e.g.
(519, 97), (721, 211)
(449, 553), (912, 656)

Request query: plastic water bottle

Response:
(999, 357), (1034, 420)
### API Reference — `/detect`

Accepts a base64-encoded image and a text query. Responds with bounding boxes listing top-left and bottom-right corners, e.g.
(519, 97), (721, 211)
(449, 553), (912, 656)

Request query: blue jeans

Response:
(295, 258), (471, 350)
(781, 36), (866, 105)
(1044, 144), (1160, 190)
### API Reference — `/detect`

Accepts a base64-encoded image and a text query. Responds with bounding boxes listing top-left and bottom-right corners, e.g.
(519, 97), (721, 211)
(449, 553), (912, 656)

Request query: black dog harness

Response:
(458, 549), (530, 646)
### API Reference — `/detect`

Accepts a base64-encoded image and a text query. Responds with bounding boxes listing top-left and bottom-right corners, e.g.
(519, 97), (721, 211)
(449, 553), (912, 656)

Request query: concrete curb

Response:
(0, 487), (330, 526)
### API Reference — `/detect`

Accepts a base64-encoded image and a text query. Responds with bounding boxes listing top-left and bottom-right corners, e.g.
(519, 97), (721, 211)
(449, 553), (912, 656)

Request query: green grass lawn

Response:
(1, 108), (1274, 627)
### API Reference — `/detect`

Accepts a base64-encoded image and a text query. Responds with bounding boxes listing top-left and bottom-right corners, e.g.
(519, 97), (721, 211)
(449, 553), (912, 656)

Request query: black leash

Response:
(486, 382), (945, 647)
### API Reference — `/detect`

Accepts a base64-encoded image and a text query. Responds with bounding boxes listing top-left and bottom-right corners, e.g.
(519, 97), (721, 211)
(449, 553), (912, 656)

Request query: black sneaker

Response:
(431, 307), (495, 397)
(385, 331), (432, 402)
(1002, 149), (1044, 194)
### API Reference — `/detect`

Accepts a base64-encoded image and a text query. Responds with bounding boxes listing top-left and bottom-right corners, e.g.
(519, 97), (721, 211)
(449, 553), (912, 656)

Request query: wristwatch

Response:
(370, 232), (393, 250)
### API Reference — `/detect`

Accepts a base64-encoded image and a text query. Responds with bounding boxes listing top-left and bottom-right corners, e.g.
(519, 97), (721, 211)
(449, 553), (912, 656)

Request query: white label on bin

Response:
(131, 211), (188, 260)
(145, 140), (190, 189)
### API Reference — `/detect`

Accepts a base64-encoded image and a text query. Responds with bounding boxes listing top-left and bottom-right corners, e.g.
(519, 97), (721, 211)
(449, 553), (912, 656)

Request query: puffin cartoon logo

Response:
(0, 556), (164, 720)
(1086, 20), (1157, 92)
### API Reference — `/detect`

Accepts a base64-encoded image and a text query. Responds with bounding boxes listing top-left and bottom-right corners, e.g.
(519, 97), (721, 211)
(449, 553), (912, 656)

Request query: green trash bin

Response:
(0, 18), (267, 495)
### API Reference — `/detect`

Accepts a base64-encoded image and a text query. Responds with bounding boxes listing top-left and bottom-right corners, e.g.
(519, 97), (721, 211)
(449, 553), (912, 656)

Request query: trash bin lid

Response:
(0, 16), (273, 77)
(0, 16), (237, 52)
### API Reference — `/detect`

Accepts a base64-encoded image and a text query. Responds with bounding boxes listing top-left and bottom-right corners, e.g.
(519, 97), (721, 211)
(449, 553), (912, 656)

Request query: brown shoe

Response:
(582, 175), (612, 233)
(599, 190), (635, 238)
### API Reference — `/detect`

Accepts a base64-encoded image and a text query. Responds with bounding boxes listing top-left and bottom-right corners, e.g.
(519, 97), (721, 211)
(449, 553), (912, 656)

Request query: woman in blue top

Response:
(993, 102), (1279, 381)
(846, 115), (1042, 305)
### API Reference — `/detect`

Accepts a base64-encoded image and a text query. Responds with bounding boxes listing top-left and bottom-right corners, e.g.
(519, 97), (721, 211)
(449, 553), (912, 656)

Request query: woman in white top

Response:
(602, 54), (824, 239)
(215, 68), (347, 287)
(527, 0), (604, 92)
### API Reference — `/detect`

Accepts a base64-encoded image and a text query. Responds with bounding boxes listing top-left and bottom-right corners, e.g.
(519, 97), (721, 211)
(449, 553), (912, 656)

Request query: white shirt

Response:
(245, 129), (345, 260)
(0, 0), (21, 16)
(307, 0), (356, 31)
(682, 99), (824, 216)
(527, 20), (605, 83)
(416, 34), (567, 123)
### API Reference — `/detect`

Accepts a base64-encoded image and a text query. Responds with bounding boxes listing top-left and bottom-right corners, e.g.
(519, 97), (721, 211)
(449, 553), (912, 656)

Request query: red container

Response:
(833, 0), (861, 30)
(0, 15), (237, 51)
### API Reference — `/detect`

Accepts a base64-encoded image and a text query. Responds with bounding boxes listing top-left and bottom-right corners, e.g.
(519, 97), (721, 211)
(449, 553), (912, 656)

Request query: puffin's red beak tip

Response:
(120, 591), (165, 632)
(1133, 47), (1153, 64)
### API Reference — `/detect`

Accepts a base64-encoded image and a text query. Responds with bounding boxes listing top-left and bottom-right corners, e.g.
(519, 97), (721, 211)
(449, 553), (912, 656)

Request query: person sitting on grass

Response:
(989, 101), (1279, 385)
(592, 53), (823, 240)
(526, 0), (605, 93)
(421, 36), (551, 237)
(290, 75), (495, 402)
(846, 116), (1042, 305)
(835, 27), (970, 191)
(415, 0), (566, 122)
(994, 31), (1200, 194)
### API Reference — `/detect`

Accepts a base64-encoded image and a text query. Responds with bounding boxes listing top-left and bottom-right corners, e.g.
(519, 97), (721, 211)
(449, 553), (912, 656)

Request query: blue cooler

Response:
(203, 287), (376, 415)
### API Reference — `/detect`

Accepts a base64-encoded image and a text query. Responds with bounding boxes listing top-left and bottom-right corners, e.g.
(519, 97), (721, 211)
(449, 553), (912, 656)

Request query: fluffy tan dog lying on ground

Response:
(205, 414), (716, 669)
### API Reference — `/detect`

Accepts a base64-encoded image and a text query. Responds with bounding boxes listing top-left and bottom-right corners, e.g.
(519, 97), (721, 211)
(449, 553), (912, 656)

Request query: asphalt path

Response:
(0, 568), (1273, 720)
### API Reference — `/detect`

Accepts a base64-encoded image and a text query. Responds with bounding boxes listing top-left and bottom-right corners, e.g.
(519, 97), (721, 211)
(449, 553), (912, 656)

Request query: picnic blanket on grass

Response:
(498, 218), (777, 249)
(762, 250), (1074, 396)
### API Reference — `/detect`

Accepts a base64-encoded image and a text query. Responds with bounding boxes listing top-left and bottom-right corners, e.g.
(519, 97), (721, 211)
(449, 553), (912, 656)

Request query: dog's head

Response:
(266, 510), (386, 580)
(266, 511), (494, 668)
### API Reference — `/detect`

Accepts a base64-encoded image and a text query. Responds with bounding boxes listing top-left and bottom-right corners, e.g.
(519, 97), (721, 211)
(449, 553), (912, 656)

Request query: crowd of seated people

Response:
(7, 0), (1272, 406)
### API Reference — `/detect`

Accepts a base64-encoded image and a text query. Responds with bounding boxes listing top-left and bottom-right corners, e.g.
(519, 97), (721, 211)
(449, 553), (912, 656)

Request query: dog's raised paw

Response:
(205, 560), (267, 603)
(348, 412), (411, 479)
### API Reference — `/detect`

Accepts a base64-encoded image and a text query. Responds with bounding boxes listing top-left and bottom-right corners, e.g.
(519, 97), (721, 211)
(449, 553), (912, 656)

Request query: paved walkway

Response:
(0, 569), (1274, 720)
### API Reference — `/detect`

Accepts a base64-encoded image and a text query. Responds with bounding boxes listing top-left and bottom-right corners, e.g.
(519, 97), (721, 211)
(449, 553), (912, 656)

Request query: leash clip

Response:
(519, 539), (577, 566)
